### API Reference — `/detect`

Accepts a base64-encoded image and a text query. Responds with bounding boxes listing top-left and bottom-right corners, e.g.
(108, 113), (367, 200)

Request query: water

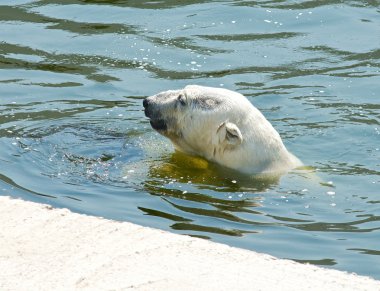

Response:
(1, 0), (379, 279)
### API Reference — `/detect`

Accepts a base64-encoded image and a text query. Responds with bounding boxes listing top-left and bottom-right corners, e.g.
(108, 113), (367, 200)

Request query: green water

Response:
(1, 0), (379, 279)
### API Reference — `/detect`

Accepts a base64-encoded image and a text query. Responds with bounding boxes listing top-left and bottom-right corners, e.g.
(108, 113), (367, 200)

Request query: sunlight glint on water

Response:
(0, 0), (379, 279)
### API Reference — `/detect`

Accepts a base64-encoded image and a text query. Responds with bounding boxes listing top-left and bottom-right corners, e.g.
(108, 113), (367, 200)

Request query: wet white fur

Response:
(147, 85), (302, 174)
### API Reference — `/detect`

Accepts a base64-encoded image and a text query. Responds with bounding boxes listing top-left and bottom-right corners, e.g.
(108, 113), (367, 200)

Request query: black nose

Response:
(143, 98), (149, 108)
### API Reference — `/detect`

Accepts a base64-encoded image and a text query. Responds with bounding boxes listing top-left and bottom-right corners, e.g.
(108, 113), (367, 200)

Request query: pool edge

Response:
(1, 195), (379, 291)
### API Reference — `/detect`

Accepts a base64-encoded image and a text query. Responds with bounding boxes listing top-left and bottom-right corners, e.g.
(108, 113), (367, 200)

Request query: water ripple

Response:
(1, 0), (380, 279)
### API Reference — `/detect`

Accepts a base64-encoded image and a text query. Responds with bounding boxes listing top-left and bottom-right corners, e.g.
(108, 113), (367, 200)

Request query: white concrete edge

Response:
(0, 196), (379, 291)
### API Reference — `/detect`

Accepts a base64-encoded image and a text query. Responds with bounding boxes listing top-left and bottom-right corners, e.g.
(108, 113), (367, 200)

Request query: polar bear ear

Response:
(217, 121), (243, 146)
(225, 122), (243, 145)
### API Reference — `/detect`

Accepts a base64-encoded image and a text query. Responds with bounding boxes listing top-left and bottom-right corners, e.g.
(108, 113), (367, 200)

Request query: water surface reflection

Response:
(1, 0), (379, 279)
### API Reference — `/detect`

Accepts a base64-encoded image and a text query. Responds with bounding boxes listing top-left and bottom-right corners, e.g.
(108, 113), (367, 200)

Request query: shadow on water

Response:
(0, 99), (135, 138)
(146, 151), (281, 192)
(0, 5), (139, 35)
(37, 0), (215, 9)
(234, 0), (380, 9)
(32, 0), (380, 9)
(134, 150), (285, 238)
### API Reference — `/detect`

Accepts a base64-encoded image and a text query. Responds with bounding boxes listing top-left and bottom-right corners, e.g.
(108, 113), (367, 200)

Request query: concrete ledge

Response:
(0, 196), (379, 291)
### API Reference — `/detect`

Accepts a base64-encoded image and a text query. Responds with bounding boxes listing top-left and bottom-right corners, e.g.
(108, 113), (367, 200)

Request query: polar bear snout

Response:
(143, 97), (153, 118)
(143, 97), (168, 131)
(143, 97), (157, 115)
(142, 97), (150, 109)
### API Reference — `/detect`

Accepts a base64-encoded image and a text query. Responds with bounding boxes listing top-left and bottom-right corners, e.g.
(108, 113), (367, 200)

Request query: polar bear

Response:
(143, 85), (302, 175)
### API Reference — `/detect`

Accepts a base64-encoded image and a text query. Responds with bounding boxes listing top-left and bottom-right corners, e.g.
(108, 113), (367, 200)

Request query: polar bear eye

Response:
(177, 94), (186, 106)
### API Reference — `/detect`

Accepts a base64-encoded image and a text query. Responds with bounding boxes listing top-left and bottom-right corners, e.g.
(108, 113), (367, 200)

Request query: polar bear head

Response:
(143, 85), (301, 174)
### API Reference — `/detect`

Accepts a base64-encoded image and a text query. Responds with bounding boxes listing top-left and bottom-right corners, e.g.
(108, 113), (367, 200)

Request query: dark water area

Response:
(1, 0), (379, 279)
